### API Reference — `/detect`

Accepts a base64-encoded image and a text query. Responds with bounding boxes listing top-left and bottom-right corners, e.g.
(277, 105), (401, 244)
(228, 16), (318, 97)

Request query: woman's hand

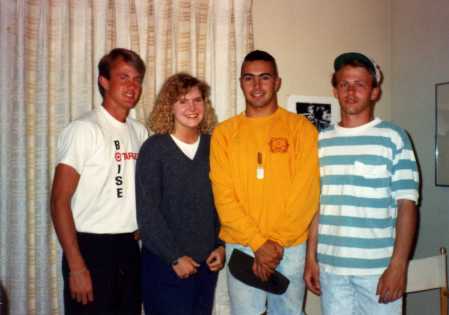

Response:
(206, 246), (225, 272)
(172, 256), (200, 279)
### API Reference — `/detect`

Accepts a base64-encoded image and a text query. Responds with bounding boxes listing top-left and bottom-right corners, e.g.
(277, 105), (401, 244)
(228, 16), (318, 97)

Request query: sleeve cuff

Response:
(395, 193), (419, 203)
(248, 234), (267, 252)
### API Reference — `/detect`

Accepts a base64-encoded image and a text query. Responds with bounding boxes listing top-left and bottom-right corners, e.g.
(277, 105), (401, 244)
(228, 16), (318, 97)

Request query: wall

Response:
(254, 1), (449, 314)
(391, 0), (449, 314)
(253, 0), (391, 119)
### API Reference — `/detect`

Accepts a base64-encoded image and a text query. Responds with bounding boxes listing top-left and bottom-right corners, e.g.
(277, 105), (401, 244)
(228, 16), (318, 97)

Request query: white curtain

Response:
(0, 1), (253, 314)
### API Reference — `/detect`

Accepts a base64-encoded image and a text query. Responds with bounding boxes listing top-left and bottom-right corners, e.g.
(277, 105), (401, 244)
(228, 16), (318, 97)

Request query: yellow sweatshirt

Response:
(210, 107), (320, 252)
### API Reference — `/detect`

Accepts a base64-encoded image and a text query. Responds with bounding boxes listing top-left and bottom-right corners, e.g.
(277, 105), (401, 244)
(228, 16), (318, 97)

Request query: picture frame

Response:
(435, 82), (449, 186)
(286, 95), (340, 131)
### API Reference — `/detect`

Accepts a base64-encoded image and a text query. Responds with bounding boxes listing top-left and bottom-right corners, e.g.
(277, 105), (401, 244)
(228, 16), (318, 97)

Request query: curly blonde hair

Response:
(148, 73), (217, 134)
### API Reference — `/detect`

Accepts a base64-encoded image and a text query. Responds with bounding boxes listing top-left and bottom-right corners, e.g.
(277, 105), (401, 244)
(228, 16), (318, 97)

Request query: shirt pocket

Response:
(353, 160), (389, 179)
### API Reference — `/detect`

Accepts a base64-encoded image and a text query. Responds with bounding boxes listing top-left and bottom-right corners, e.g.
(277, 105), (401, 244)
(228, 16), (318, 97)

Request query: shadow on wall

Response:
(0, 281), (8, 315)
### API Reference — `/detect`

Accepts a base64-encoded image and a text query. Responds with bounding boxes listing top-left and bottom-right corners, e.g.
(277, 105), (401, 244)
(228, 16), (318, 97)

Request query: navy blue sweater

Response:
(136, 134), (223, 264)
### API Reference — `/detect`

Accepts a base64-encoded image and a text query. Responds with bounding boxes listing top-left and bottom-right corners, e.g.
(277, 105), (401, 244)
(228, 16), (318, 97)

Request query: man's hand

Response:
(304, 212), (320, 295)
(376, 199), (417, 303)
(51, 164), (94, 305)
(252, 240), (283, 281)
(172, 256), (200, 279)
(206, 246), (225, 272)
(69, 269), (94, 305)
(252, 260), (275, 281)
(376, 261), (407, 303)
(304, 257), (321, 295)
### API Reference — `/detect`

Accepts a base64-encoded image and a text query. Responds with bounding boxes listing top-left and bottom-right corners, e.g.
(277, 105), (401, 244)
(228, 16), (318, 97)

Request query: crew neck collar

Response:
(98, 105), (128, 128)
(242, 106), (280, 123)
(335, 117), (381, 134)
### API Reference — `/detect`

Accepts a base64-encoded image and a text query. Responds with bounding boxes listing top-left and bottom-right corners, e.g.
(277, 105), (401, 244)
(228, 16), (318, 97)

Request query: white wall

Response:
(253, 1), (449, 314)
(391, 1), (449, 314)
(253, 0), (391, 119)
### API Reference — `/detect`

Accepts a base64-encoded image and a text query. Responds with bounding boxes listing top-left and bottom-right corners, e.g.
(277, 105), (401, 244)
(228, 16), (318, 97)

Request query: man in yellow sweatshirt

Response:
(210, 50), (320, 315)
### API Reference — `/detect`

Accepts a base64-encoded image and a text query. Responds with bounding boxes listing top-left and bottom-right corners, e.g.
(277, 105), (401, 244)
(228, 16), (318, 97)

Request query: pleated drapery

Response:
(0, 1), (253, 314)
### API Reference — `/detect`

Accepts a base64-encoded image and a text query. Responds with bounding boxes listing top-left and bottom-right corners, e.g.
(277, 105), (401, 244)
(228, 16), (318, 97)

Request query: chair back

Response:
(405, 248), (448, 315)
(406, 250), (447, 293)
(304, 290), (321, 315)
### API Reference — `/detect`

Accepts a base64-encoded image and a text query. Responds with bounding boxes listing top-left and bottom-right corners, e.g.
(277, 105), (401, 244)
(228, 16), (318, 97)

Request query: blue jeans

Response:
(320, 271), (402, 315)
(226, 243), (306, 315)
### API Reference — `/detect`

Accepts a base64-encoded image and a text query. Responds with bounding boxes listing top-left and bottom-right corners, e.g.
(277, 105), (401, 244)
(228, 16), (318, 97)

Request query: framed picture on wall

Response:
(286, 95), (340, 131)
(435, 81), (449, 186)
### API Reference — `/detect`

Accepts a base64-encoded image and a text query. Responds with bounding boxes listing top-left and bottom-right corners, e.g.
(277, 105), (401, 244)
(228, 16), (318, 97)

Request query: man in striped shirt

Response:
(304, 52), (419, 315)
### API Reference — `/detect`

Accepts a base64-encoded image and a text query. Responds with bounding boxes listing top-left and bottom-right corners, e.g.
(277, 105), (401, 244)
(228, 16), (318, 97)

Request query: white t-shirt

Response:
(170, 134), (200, 160)
(56, 106), (148, 233)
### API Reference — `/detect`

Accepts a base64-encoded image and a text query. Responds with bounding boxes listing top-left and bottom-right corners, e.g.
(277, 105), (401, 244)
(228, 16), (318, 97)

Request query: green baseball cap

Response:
(334, 52), (381, 83)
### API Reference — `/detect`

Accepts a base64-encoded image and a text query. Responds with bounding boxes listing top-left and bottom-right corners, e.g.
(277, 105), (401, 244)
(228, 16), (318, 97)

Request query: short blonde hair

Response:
(148, 73), (217, 134)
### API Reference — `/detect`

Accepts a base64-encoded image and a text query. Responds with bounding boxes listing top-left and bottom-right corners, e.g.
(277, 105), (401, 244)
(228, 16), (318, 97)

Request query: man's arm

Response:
(210, 127), (267, 251)
(376, 199), (417, 303)
(304, 212), (321, 295)
(50, 164), (93, 305)
(281, 119), (320, 238)
(261, 119), (319, 280)
(210, 127), (283, 280)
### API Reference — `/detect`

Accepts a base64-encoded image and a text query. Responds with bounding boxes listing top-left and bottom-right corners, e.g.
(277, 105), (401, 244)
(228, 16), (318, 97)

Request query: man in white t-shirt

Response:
(50, 48), (148, 315)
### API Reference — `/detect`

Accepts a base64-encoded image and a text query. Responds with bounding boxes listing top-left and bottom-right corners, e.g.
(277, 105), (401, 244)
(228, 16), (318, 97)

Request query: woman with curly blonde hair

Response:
(136, 73), (224, 315)
(148, 72), (217, 134)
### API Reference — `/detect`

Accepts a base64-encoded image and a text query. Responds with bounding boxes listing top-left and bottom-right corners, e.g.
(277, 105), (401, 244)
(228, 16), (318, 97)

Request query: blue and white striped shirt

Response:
(317, 118), (419, 275)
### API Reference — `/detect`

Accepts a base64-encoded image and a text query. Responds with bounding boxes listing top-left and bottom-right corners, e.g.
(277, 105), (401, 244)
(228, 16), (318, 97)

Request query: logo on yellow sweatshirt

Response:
(269, 137), (289, 153)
